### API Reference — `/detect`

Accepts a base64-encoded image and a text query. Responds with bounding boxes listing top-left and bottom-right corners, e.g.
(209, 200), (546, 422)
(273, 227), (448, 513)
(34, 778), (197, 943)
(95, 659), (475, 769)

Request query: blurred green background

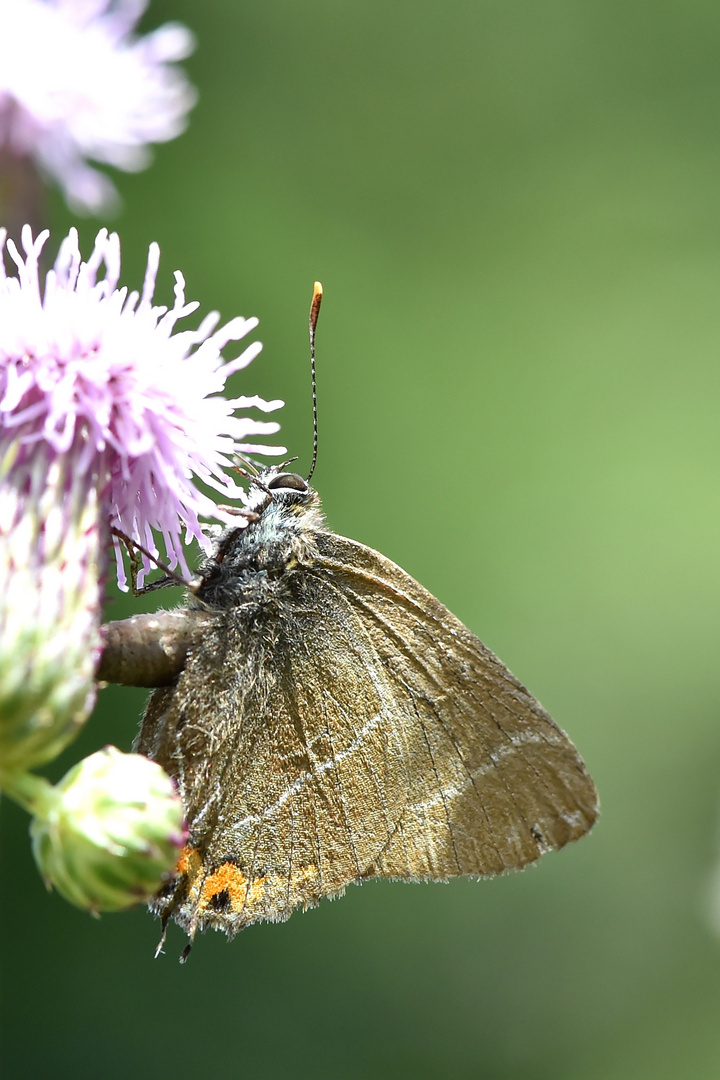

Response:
(3, 0), (720, 1077)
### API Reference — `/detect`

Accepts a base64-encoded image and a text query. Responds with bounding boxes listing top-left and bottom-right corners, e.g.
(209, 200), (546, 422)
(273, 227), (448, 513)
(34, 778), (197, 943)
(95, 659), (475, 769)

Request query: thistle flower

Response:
(0, 224), (283, 776)
(0, 0), (196, 214)
(24, 746), (185, 912)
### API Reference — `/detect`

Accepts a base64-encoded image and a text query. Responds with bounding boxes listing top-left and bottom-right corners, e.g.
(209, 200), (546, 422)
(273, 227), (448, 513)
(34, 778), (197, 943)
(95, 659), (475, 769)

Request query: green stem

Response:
(1, 770), (56, 818)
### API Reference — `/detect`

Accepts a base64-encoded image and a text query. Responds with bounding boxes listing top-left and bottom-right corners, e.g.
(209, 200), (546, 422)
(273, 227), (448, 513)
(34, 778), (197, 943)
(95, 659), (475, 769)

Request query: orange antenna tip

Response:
(310, 282), (323, 333)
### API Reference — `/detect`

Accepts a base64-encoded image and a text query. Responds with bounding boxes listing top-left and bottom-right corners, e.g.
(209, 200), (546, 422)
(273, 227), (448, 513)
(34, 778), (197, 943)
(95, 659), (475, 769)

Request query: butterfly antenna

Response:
(306, 281), (323, 483)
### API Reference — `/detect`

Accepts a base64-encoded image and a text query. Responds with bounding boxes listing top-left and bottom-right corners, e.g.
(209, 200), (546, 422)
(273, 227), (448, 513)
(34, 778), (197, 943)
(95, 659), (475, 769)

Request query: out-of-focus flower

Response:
(0, 0), (197, 213)
(26, 746), (185, 912)
(0, 224), (283, 776)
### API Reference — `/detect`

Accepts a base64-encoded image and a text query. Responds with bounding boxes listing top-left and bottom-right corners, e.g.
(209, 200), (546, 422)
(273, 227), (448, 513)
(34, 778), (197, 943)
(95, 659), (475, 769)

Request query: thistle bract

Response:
(30, 746), (185, 912)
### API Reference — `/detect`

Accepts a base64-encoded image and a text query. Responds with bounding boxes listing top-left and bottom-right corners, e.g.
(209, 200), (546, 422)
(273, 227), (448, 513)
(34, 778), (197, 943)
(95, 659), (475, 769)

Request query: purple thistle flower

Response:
(0, 0), (197, 214)
(0, 225), (283, 774)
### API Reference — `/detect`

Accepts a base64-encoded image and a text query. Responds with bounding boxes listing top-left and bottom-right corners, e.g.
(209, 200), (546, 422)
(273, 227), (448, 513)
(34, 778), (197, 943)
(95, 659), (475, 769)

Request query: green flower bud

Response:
(29, 747), (185, 913)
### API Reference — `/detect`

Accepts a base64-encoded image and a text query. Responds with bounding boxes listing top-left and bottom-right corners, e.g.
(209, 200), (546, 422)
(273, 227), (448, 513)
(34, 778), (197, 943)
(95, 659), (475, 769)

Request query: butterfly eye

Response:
(266, 472), (309, 493)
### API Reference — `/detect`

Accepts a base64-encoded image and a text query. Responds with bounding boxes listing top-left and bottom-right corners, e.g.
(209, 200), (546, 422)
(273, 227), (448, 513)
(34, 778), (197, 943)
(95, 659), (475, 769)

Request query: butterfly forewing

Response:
(312, 534), (598, 879)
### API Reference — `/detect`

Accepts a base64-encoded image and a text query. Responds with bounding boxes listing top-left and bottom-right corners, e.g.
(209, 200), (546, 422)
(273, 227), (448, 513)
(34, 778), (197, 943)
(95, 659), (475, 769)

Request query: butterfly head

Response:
(244, 464), (320, 517)
(191, 464), (325, 609)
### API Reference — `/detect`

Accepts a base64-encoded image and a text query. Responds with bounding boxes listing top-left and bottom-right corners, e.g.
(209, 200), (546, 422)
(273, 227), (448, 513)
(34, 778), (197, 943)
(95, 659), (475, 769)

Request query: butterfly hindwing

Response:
(136, 560), (414, 934)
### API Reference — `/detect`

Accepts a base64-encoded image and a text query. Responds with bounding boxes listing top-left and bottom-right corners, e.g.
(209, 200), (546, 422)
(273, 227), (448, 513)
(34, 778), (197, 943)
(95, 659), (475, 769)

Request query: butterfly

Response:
(102, 459), (600, 957)
(99, 284), (598, 957)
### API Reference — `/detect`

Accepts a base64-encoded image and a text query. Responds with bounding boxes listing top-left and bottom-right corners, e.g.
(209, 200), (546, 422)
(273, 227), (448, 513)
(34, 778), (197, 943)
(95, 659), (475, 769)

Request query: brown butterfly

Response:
(102, 461), (598, 958)
(99, 284), (597, 958)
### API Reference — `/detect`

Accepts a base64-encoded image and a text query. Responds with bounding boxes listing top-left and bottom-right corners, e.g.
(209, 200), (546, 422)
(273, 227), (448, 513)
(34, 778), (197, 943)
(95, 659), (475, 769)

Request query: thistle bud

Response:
(29, 747), (185, 913)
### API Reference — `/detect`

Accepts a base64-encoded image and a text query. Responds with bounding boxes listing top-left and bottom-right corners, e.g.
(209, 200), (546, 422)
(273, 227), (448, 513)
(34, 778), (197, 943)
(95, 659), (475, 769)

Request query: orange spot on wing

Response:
(176, 845), (202, 880)
(176, 848), (321, 918)
(200, 862), (265, 911)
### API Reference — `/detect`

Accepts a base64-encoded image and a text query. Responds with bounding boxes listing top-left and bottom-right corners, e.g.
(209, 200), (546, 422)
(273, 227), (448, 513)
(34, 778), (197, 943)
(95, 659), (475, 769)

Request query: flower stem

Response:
(2, 769), (56, 818)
